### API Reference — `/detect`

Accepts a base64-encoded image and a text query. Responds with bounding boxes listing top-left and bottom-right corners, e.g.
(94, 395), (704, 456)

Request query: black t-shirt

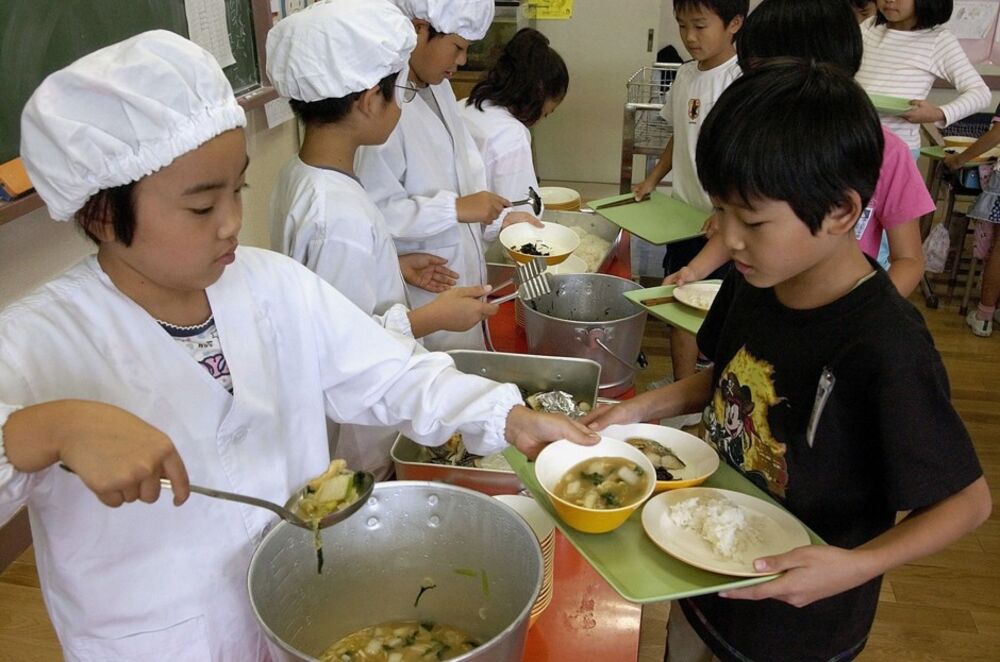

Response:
(682, 266), (982, 662)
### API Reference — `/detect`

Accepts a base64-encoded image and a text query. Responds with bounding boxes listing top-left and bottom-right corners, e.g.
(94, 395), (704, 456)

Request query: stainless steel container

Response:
(249, 482), (543, 662)
(391, 351), (601, 494)
(522, 274), (647, 398)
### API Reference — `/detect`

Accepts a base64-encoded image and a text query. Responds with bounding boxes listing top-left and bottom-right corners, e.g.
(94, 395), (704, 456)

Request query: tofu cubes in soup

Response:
(554, 457), (648, 509)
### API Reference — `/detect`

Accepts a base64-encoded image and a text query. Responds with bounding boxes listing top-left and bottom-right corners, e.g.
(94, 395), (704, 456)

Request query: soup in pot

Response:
(320, 620), (479, 661)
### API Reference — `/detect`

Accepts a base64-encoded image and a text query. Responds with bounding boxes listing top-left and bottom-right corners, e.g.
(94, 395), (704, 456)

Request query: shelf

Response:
(0, 192), (43, 227)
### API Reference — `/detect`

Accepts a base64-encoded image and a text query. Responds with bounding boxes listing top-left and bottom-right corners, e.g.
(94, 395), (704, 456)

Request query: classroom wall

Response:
(0, 108), (299, 309)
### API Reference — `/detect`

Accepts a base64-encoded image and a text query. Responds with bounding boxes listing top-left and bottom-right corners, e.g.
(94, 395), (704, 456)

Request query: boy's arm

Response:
(2, 400), (189, 507)
(632, 137), (674, 200)
(663, 232), (730, 286)
(581, 369), (713, 430)
(943, 122), (1000, 170)
(721, 476), (991, 607)
(884, 220), (925, 297)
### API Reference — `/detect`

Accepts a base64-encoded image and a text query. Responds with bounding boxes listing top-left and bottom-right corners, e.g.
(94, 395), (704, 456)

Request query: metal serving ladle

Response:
(509, 186), (543, 216)
(59, 463), (373, 531)
(159, 471), (375, 530)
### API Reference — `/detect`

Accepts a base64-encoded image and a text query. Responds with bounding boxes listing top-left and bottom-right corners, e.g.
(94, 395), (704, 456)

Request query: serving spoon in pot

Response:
(60, 463), (374, 530)
(160, 471), (375, 530)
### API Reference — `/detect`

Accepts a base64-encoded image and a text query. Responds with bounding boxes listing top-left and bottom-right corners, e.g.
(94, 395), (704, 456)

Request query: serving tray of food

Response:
(503, 445), (823, 604)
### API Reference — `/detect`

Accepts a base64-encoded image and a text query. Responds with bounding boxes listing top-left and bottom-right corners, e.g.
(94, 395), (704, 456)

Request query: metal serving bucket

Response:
(522, 273), (647, 398)
(248, 482), (543, 662)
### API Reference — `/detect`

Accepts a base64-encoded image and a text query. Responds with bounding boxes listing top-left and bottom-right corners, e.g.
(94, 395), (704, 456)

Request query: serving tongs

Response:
(59, 463), (374, 531)
(491, 256), (551, 305)
(509, 186), (543, 216)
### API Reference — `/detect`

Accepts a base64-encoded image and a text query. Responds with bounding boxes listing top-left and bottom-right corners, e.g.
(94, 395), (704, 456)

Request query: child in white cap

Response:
(2, 29), (596, 660)
(267, 0), (502, 478)
(356, 0), (538, 352)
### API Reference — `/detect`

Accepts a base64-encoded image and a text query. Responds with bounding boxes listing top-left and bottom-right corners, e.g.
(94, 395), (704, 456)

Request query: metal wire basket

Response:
(625, 64), (680, 149)
(620, 63), (681, 192)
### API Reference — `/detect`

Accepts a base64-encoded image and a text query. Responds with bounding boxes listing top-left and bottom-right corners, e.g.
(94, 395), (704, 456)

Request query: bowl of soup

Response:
(499, 221), (580, 266)
(534, 437), (656, 533)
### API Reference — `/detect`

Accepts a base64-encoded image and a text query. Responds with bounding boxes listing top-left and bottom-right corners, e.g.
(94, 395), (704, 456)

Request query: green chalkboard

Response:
(0, 0), (262, 164)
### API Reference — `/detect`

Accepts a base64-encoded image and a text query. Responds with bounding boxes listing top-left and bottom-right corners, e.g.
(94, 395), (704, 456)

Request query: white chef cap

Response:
(267, 0), (416, 103)
(391, 0), (495, 41)
(20, 30), (247, 222)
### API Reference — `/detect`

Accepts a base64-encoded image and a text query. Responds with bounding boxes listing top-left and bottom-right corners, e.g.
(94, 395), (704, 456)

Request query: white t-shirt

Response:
(659, 56), (741, 211)
(856, 18), (990, 150)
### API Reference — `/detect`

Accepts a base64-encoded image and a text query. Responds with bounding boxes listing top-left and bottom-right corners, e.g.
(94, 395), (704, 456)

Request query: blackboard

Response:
(0, 0), (264, 165)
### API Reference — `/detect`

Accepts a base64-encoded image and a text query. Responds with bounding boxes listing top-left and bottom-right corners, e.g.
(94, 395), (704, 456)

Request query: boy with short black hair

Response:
(587, 59), (990, 662)
(633, 0), (748, 425)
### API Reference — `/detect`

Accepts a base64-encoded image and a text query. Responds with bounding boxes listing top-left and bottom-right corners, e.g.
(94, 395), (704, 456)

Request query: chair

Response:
(919, 115), (992, 310)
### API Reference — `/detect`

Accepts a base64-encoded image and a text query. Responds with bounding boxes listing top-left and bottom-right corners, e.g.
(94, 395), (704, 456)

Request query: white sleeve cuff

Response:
(380, 303), (415, 339)
(461, 384), (522, 456)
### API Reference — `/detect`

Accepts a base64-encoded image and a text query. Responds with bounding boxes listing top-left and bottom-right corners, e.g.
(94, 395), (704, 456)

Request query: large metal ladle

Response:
(159, 471), (375, 530)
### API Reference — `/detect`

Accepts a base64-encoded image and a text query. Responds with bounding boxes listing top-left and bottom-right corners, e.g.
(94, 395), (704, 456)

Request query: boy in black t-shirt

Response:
(584, 60), (991, 662)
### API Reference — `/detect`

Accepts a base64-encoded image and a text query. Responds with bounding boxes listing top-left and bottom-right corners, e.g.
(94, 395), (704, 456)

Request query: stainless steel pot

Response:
(248, 482), (542, 661)
(522, 273), (647, 398)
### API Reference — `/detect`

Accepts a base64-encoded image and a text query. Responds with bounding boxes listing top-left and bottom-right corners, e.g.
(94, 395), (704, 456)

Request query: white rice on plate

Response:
(664, 495), (762, 560)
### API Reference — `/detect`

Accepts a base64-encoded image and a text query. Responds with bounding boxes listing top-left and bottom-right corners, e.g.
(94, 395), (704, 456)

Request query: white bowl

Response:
(537, 186), (581, 207)
(499, 221), (581, 266)
(602, 423), (720, 492)
(493, 495), (556, 542)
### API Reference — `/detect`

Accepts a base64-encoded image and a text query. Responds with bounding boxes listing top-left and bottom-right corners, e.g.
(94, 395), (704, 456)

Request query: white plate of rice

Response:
(641, 487), (811, 576)
(673, 280), (723, 312)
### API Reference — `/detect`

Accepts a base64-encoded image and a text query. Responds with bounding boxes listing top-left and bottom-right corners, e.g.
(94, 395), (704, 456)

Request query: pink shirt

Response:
(856, 127), (935, 258)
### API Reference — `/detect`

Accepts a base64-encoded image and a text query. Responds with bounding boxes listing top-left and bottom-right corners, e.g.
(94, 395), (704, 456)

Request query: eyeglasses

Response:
(395, 83), (418, 105)
(394, 66), (417, 106)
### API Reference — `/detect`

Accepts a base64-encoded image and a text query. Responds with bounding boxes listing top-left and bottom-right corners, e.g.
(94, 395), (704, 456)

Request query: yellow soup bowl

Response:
(535, 437), (656, 533)
(499, 221), (581, 266)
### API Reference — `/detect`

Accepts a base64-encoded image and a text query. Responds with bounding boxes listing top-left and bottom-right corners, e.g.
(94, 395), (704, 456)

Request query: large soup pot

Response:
(522, 273), (647, 397)
(248, 482), (543, 661)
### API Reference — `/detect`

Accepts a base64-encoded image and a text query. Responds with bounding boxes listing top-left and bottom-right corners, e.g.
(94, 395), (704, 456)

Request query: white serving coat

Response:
(0, 248), (520, 662)
(269, 158), (416, 479)
(356, 80), (501, 352)
(459, 100), (542, 220)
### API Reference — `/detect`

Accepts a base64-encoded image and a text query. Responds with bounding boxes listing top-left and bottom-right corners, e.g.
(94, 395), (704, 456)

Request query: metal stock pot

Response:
(248, 482), (543, 661)
(522, 273), (647, 397)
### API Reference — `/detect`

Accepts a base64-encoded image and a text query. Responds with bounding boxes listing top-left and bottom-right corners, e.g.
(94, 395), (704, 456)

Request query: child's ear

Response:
(357, 86), (383, 119)
(727, 15), (745, 35)
(823, 190), (864, 237)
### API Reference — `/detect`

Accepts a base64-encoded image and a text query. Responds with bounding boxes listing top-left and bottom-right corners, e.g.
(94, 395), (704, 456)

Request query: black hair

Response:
(696, 58), (883, 233)
(847, 0), (873, 9)
(75, 182), (138, 246)
(737, 0), (862, 76)
(466, 28), (568, 126)
(288, 72), (396, 126)
(875, 0), (953, 29)
(427, 24), (445, 40)
(673, 0), (749, 25)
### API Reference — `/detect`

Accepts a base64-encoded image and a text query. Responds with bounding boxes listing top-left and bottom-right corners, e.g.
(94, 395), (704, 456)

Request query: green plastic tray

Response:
(503, 447), (824, 604)
(623, 284), (708, 335)
(589, 191), (709, 245)
(868, 93), (910, 116)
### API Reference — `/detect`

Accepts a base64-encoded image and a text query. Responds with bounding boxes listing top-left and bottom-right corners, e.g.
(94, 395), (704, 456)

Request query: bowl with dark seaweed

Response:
(499, 221), (580, 266)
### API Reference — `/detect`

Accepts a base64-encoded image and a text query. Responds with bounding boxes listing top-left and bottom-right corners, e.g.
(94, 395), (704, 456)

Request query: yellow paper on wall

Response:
(0, 158), (32, 197)
(523, 0), (573, 20)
